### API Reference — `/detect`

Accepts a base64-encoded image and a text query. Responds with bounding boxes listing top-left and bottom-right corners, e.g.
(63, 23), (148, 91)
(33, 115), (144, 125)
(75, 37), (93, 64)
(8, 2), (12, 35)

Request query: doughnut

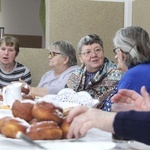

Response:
(26, 121), (63, 140)
(0, 117), (29, 138)
(0, 116), (12, 133)
(22, 93), (35, 100)
(32, 101), (63, 125)
(60, 118), (70, 139)
(0, 94), (3, 101)
(12, 100), (35, 122)
(21, 84), (30, 94)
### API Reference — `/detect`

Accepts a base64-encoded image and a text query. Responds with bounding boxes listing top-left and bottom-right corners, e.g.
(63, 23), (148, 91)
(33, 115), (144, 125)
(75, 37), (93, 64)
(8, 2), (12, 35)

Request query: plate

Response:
(0, 134), (77, 143)
(0, 133), (116, 150)
(129, 141), (150, 150)
(0, 128), (112, 143)
(42, 141), (116, 150)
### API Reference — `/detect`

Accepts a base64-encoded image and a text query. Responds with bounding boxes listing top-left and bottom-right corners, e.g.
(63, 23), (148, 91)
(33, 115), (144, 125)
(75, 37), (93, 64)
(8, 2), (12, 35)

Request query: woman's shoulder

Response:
(15, 61), (30, 71)
(67, 65), (80, 71)
(127, 63), (150, 75)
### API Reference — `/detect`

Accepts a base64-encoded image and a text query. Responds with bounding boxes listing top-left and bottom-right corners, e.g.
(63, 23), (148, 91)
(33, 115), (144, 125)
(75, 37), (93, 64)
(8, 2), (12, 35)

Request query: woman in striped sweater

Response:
(0, 36), (31, 89)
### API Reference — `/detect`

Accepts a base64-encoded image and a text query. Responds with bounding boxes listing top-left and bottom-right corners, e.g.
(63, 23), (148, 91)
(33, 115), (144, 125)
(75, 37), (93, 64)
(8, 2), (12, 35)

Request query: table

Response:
(0, 126), (149, 150)
(0, 105), (149, 150)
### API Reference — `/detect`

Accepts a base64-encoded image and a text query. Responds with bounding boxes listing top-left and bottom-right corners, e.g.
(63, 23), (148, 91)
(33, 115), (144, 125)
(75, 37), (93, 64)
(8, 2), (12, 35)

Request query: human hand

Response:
(66, 106), (115, 139)
(18, 78), (30, 94)
(111, 86), (150, 111)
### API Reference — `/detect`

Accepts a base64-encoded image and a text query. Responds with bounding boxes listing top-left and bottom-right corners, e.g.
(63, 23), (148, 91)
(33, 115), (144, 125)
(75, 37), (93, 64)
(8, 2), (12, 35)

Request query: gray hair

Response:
(77, 34), (103, 54)
(49, 40), (77, 67)
(113, 26), (150, 68)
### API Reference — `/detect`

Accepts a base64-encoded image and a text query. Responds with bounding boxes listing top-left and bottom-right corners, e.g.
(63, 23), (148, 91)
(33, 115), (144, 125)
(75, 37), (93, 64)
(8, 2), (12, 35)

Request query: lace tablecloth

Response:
(36, 88), (99, 108)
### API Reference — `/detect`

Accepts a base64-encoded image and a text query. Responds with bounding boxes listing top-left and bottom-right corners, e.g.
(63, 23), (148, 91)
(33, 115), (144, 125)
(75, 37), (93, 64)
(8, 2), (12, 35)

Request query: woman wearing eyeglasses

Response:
(66, 34), (123, 108)
(65, 27), (150, 146)
(101, 26), (150, 111)
(29, 40), (79, 96)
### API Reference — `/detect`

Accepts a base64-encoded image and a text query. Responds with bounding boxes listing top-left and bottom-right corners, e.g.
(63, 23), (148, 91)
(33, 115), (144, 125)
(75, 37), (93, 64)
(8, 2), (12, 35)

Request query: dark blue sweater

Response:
(114, 111), (150, 145)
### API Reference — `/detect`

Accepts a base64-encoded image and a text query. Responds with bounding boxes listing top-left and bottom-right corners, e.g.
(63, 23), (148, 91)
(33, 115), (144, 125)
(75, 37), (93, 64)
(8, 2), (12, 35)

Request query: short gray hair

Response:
(113, 26), (150, 68)
(77, 34), (103, 54)
(49, 40), (77, 67)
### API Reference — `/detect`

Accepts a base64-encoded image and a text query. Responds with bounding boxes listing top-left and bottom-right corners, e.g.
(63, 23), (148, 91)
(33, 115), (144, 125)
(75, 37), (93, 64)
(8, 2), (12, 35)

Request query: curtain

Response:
(39, 0), (46, 36)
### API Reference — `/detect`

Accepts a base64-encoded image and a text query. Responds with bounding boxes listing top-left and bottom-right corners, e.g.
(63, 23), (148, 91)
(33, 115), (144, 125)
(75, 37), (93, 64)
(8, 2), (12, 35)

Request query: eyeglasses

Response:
(113, 48), (124, 54)
(79, 49), (102, 57)
(113, 43), (136, 54)
(49, 51), (63, 58)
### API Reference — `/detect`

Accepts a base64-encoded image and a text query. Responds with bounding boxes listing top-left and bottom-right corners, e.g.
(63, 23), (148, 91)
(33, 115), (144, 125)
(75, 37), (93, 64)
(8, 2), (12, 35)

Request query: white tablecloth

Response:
(0, 106), (150, 150)
(0, 127), (149, 150)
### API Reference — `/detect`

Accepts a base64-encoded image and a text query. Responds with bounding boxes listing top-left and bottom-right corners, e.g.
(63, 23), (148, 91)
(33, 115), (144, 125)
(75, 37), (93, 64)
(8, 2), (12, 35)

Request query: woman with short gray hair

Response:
(49, 40), (78, 67)
(113, 26), (150, 68)
(102, 26), (150, 111)
(66, 34), (123, 108)
(29, 40), (79, 96)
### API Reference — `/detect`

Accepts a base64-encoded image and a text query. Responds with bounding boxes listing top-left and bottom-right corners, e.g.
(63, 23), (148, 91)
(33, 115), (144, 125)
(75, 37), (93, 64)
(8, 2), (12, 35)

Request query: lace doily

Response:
(39, 88), (99, 107)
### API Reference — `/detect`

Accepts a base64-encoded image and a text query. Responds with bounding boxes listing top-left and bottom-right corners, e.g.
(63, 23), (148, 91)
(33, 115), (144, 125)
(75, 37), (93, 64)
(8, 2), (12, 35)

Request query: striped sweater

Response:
(0, 61), (31, 88)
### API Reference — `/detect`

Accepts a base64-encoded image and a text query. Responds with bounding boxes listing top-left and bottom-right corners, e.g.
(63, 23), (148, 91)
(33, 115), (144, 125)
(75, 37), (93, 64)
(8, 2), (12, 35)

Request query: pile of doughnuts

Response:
(0, 100), (71, 140)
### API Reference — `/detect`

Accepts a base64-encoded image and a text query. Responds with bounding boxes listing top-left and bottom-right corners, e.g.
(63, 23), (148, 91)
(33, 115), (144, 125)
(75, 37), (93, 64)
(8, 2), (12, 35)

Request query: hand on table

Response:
(66, 106), (115, 139)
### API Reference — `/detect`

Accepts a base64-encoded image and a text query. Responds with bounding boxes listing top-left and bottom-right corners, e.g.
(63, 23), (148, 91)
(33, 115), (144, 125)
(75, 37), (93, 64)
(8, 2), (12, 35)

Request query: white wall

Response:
(0, 0), (43, 37)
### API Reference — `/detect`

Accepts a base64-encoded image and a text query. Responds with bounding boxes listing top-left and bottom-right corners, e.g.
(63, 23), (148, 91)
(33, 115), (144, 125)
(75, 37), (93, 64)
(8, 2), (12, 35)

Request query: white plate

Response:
(0, 134), (77, 143)
(0, 134), (116, 150)
(0, 128), (112, 143)
(129, 141), (150, 150)
(42, 141), (116, 150)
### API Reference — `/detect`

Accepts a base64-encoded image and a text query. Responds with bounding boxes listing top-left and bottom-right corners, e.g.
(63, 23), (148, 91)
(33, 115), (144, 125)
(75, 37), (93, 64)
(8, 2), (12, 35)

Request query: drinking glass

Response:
(111, 103), (134, 143)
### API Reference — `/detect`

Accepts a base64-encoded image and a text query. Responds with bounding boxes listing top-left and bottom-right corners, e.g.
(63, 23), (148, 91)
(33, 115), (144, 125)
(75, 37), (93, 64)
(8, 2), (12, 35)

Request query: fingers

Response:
(111, 93), (126, 103)
(66, 106), (88, 123)
(111, 90), (131, 103)
(67, 113), (93, 139)
(111, 89), (141, 104)
(66, 106), (90, 139)
(19, 78), (26, 84)
(140, 86), (150, 110)
(141, 86), (149, 98)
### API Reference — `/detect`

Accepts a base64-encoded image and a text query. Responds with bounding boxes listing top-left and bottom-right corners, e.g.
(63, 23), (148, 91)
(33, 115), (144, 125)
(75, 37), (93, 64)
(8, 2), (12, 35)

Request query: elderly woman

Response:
(0, 36), (31, 88)
(29, 40), (79, 96)
(66, 34), (123, 108)
(101, 26), (150, 111)
(65, 27), (150, 146)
